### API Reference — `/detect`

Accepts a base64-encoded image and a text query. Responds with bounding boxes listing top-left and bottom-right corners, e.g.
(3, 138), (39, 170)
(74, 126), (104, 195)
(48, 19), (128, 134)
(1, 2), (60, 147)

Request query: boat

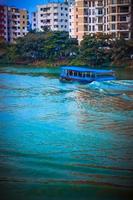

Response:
(60, 66), (116, 83)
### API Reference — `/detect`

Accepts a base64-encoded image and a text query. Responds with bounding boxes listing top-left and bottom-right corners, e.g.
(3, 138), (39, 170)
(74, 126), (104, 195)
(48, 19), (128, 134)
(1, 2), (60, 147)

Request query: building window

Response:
(112, 7), (116, 13)
(120, 15), (127, 21)
(98, 9), (103, 15)
(111, 0), (117, 4)
(98, 25), (103, 31)
(120, 32), (129, 39)
(98, 17), (103, 23)
(89, 26), (91, 31)
(120, 6), (129, 13)
(89, 18), (91, 23)
(112, 24), (116, 30)
(84, 25), (88, 31)
(92, 9), (95, 15)
(92, 25), (95, 31)
(92, 18), (95, 23)
(112, 15), (116, 22)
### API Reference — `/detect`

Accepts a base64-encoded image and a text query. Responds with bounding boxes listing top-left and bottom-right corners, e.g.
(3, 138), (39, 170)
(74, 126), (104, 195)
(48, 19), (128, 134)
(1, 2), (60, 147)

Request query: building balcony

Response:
(117, 6), (130, 14)
(117, 23), (129, 30)
(95, 3), (104, 8)
(95, 13), (104, 16)
(117, 16), (130, 22)
(96, 21), (103, 24)
(110, 0), (130, 5)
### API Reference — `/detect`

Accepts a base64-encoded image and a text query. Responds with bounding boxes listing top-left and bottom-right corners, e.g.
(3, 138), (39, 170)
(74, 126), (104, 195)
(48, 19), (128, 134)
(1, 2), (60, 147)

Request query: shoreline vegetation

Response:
(0, 31), (133, 69)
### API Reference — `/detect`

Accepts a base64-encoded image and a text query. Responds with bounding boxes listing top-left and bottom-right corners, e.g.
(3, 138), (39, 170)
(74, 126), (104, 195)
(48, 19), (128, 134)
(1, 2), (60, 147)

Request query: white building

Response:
(69, 3), (76, 38)
(36, 2), (69, 32)
(31, 11), (38, 31)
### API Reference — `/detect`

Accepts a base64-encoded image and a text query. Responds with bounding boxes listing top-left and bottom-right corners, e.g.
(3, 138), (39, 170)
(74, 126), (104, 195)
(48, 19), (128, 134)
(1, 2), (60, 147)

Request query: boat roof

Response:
(62, 66), (114, 73)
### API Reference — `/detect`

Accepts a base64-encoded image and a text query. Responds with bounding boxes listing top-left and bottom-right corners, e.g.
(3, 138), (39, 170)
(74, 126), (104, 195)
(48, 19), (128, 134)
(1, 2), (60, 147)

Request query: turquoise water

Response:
(0, 66), (133, 200)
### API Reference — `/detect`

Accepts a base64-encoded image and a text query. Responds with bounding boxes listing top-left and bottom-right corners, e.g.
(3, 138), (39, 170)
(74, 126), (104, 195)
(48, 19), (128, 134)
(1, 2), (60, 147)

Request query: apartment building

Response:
(0, 5), (8, 41)
(0, 5), (29, 42)
(7, 7), (29, 42)
(105, 0), (132, 39)
(71, 0), (132, 42)
(34, 2), (69, 32)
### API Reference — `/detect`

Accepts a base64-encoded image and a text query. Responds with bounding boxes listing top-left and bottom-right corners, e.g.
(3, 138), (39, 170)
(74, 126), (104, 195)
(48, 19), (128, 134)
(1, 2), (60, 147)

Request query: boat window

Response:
(82, 73), (85, 78)
(74, 71), (77, 76)
(72, 71), (74, 76)
(91, 73), (95, 78)
(96, 73), (113, 77)
(78, 72), (82, 77)
(69, 70), (73, 76)
(85, 72), (92, 77)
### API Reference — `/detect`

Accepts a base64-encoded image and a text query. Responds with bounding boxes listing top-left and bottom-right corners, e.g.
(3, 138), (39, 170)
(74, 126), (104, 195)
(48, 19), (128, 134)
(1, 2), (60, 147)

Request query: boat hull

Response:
(60, 76), (93, 84)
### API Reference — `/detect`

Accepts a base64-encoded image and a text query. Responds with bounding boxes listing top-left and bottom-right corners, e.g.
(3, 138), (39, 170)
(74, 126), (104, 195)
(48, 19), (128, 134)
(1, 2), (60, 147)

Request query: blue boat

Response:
(60, 66), (116, 83)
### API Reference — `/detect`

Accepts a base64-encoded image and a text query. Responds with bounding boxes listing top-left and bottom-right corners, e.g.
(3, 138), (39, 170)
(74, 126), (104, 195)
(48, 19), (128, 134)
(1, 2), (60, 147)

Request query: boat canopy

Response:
(61, 66), (114, 74)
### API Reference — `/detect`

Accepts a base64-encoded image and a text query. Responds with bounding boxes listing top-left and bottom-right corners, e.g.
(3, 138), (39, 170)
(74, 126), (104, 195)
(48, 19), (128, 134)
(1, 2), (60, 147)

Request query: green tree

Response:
(80, 33), (112, 66)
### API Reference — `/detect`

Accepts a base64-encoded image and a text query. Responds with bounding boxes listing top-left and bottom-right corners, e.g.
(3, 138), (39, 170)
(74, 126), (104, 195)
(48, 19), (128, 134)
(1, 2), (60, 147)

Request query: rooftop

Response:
(61, 66), (114, 73)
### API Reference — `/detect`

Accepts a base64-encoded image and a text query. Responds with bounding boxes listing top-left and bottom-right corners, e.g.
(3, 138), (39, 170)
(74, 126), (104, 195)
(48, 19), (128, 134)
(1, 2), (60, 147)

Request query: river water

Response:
(0, 65), (133, 200)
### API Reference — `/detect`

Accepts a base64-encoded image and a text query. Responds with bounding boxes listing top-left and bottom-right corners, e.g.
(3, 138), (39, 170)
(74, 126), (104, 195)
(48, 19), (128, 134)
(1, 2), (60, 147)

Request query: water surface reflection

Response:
(0, 66), (133, 200)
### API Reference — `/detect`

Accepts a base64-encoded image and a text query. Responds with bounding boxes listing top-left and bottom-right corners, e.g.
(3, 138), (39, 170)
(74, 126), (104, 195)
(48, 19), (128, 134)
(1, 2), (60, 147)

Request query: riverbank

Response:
(0, 59), (133, 69)
(1, 32), (133, 70)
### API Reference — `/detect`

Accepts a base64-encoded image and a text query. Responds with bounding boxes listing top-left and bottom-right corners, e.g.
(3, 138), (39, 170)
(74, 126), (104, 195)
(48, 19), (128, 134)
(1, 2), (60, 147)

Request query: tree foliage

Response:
(14, 31), (78, 61)
(0, 31), (132, 66)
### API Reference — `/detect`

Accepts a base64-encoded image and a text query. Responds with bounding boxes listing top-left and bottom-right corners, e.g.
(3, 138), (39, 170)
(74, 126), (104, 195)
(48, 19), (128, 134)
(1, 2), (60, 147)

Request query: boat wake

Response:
(88, 80), (133, 101)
